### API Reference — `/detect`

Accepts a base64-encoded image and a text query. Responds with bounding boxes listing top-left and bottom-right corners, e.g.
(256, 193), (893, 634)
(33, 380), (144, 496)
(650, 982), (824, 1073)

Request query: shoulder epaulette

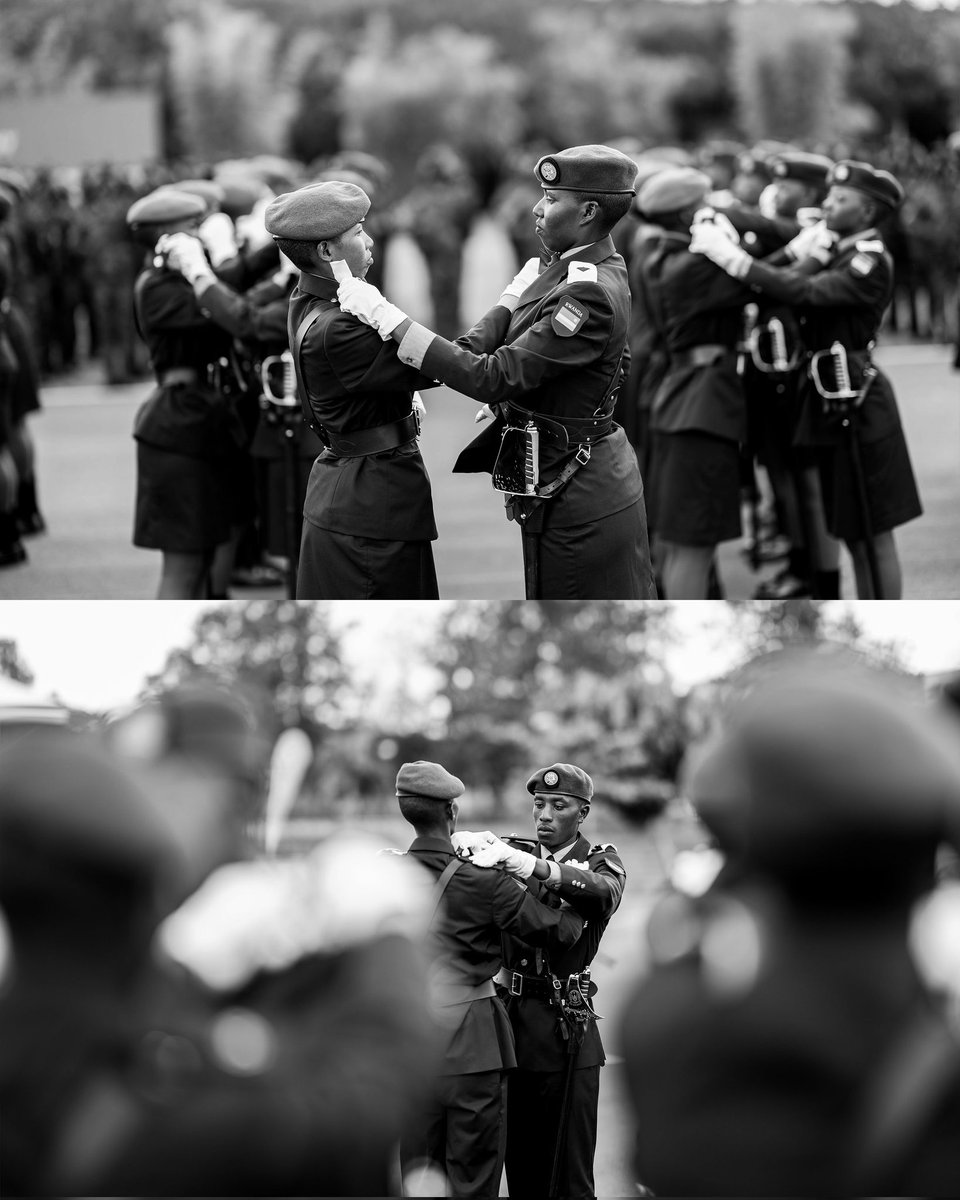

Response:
(589, 842), (619, 855)
(854, 239), (884, 254)
(503, 834), (539, 851)
(567, 261), (598, 285)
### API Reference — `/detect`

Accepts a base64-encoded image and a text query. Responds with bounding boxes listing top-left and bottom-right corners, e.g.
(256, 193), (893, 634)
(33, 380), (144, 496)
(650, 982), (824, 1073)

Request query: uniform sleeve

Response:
(213, 240), (280, 291)
(137, 271), (213, 333)
(550, 847), (626, 920)
(406, 281), (617, 406)
(490, 871), (584, 948)
(196, 280), (288, 344)
(318, 313), (439, 394)
(744, 251), (891, 310)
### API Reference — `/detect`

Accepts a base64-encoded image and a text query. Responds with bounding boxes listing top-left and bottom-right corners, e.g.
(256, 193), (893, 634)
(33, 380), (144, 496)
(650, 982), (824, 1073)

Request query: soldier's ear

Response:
(317, 240), (332, 261)
(578, 802), (590, 823)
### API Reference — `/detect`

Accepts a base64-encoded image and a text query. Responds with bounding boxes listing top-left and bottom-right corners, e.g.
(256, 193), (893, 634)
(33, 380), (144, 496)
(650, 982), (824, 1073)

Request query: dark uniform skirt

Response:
(134, 444), (232, 553)
(648, 430), (742, 546)
(296, 520), (439, 599)
(531, 498), (657, 599)
(820, 426), (923, 542)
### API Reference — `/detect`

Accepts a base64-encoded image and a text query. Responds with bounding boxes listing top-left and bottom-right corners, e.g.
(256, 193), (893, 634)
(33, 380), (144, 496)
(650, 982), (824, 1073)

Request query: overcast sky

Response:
(1, 601), (958, 711)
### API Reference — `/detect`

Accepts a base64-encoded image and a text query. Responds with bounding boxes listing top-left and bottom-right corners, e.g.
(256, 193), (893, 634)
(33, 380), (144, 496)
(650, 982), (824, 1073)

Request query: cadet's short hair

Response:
(398, 795), (453, 827)
(272, 237), (322, 271)
(586, 192), (634, 233)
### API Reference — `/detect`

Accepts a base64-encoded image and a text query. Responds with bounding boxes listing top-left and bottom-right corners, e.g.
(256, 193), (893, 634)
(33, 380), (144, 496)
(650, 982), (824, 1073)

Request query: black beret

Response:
(526, 763), (594, 803)
(396, 760), (465, 801)
(215, 172), (267, 220)
(827, 159), (904, 211)
(163, 178), (226, 215)
(126, 188), (206, 230)
(535, 144), (638, 195)
(770, 151), (834, 187)
(684, 662), (960, 878)
(264, 181), (371, 241)
(636, 167), (711, 216)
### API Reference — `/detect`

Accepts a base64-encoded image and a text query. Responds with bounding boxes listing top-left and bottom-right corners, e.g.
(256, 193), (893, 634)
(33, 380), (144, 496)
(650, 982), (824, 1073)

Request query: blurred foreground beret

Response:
(126, 188), (206, 230)
(683, 658), (960, 876)
(0, 731), (175, 892)
(396, 760), (465, 801)
(637, 167), (711, 216)
(162, 178), (226, 215)
(770, 151), (834, 187)
(527, 763), (594, 803)
(535, 144), (638, 195)
(265, 181), (371, 241)
(828, 160), (904, 211)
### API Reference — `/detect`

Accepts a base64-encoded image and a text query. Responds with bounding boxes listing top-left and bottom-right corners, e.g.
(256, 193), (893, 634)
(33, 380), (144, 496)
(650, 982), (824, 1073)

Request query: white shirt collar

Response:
(560, 242), (597, 261)
(540, 839), (579, 862)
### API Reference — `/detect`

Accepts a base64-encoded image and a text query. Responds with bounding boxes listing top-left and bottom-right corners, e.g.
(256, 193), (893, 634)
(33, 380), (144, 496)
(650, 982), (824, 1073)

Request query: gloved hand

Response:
(450, 830), (497, 859)
(692, 206), (741, 246)
(784, 219), (837, 266)
(334, 262), (408, 339)
(159, 232), (214, 286)
(234, 195), (274, 252)
(498, 256), (541, 312)
(757, 183), (779, 220)
(689, 220), (752, 279)
(795, 206), (822, 229)
(469, 835), (537, 880)
(412, 391), (426, 423)
(198, 211), (238, 267)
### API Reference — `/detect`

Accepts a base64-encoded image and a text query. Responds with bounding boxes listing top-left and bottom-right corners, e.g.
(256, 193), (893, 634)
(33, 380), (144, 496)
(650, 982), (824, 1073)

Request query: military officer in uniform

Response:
(457, 763), (627, 1199)
(263, 181), (440, 599)
(619, 653), (960, 1195)
(395, 761), (585, 1197)
(127, 189), (249, 598)
(336, 144), (657, 600)
(692, 160), (923, 598)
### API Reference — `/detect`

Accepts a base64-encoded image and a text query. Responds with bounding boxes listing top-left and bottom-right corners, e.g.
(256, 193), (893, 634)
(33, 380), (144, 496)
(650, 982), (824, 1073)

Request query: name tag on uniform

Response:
(850, 253), (875, 276)
(552, 298), (588, 337)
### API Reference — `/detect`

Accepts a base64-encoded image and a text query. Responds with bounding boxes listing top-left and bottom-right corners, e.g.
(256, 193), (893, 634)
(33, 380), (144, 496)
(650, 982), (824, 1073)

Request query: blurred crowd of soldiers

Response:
(1, 654), (959, 1195)
(0, 131), (957, 592)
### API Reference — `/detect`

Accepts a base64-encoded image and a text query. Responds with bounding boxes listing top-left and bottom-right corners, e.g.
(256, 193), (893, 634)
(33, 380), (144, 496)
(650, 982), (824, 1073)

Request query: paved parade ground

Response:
(2, 218), (958, 600)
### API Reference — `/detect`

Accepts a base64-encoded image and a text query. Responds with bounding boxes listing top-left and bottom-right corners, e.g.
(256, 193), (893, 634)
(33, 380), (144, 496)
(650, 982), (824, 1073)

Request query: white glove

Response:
(334, 262), (408, 339)
(198, 211), (238, 267)
(234, 195), (274, 252)
(692, 207), (741, 245)
(757, 183), (779, 220)
(498, 256), (541, 312)
(469, 835), (537, 880)
(689, 220), (752, 279)
(160, 232), (214, 286)
(412, 391), (426, 422)
(795, 206), (822, 229)
(450, 830), (497, 858)
(474, 403), (496, 424)
(783, 219), (837, 266)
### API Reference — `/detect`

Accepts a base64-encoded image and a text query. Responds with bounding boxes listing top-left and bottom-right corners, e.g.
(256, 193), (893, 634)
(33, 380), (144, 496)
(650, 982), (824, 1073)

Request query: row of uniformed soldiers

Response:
(622, 148), (922, 599)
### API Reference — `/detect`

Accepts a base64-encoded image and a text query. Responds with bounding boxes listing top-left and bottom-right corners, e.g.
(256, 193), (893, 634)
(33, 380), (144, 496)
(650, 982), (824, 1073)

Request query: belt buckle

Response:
(509, 971), (523, 997)
(575, 445), (591, 466)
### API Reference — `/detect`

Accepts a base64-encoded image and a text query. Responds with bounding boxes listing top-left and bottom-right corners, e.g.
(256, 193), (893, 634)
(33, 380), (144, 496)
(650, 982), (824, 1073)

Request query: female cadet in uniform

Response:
(126, 190), (247, 598)
(691, 160), (922, 599)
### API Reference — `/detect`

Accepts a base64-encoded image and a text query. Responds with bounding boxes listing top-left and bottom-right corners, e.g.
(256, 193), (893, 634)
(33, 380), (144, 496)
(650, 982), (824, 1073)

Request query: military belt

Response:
(496, 968), (560, 1001)
(323, 411), (419, 458)
(158, 367), (200, 387)
(671, 344), (731, 369)
(502, 401), (613, 449)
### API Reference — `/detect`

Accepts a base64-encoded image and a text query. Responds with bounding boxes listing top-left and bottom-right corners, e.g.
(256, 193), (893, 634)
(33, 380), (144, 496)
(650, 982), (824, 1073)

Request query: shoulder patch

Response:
(551, 297), (589, 337)
(589, 843), (618, 854)
(855, 239), (884, 254)
(566, 261), (598, 284)
(850, 253), (875, 277)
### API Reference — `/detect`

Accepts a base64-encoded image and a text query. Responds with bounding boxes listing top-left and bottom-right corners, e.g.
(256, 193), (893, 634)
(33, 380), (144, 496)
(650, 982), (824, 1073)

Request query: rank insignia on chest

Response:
(850, 253), (875, 276)
(552, 298), (589, 337)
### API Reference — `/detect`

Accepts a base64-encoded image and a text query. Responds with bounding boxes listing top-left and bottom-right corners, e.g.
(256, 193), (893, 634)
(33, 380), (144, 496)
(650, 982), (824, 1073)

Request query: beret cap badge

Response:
(544, 770), (560, 787)
(834, 163), (850, 182)
(539, 160), (558, 183)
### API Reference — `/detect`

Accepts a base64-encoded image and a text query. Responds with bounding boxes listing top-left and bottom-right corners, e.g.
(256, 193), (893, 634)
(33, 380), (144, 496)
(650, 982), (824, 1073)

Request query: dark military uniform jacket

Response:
(289, 271), (438, 541)
(499, 833), (626, 1071)
(406, 235), (643, 529)
(408, 836), (584, 1077)
(641, 232), (749, 444)
(741, 228), (904, 446)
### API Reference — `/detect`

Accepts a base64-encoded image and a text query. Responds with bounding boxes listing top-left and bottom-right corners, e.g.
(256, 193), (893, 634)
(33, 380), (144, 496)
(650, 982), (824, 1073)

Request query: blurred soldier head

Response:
(395, 760), (465, 837)
(635, 166), (712, 232)
(822, 160), (904, 236)
(526, 763), (594, 852)
(767, 152), (834, 218)
(125, 188), (206, 249)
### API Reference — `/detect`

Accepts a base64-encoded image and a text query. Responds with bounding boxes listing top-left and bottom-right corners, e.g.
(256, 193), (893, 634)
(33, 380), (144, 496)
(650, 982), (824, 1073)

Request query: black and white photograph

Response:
(1, 597), (960, 1195)
(0, 0), (958, 598)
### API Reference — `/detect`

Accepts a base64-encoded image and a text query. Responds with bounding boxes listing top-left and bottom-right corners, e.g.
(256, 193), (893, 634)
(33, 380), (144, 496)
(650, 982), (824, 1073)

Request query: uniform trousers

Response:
(402, 1068), (507, 1198)
(505, 1065), (601, 1199)
(522, 499), (656, 599)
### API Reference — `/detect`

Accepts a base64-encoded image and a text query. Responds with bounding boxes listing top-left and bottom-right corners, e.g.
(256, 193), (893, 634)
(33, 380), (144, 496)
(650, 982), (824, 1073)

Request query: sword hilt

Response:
(261, 350), (299, 407)
(524, 421), (539, 495)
